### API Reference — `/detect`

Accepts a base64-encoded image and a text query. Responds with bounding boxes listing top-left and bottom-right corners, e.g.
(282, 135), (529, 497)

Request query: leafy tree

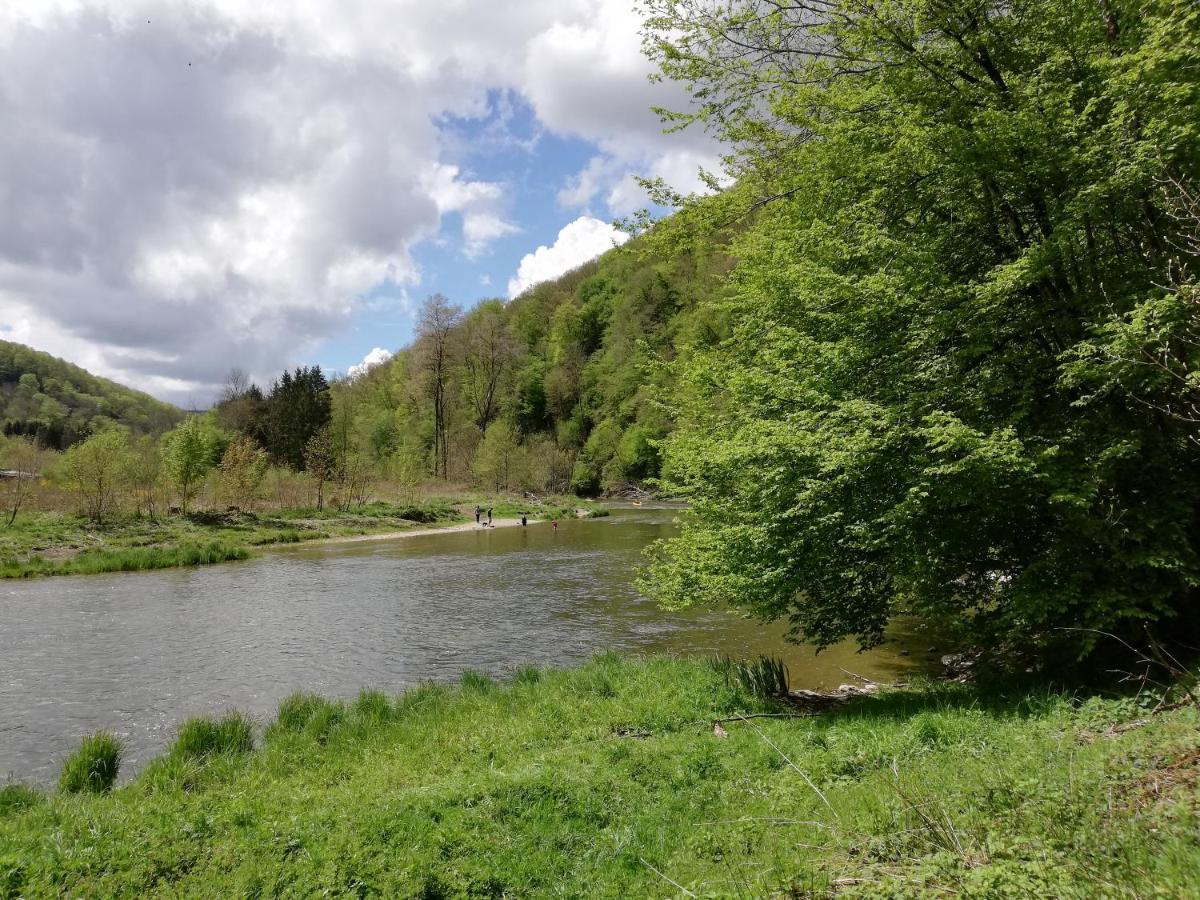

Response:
(218, 436), (268, 511)
(0, 435), (45, 526)
(473, 420), (521, 492)
(60, 429), (131, 525)
(161, 418), (220, 513)
(303, 426), (339, 510)
(639, 0), (1200, 660)
(126, 434), (165, 519)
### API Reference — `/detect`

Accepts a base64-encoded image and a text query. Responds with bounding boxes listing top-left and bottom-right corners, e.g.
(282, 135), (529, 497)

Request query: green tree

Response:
(640, 0), (1200, 660)
(0, 435), (46, 527)
(218, 436), (268, 511)
(60, 429), (131, 525)
(161, 418), (220, 513)
(303, 426), (339, 510)
(473, 420), (521, 492)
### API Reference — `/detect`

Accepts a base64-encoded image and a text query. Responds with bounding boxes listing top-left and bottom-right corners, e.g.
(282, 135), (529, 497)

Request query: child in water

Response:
(551, 519), (558, 532)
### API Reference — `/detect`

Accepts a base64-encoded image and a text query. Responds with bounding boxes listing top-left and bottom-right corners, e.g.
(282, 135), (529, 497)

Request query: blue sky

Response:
(321, 93), (602, 378)
(0, 1), (718, 404)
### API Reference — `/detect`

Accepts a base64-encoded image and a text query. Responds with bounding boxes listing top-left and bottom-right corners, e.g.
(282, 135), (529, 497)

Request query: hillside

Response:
(325, 229), (734, 496)
(0, 341), (183, 449)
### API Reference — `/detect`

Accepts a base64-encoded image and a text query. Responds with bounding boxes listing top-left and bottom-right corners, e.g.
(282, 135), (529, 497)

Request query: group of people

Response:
(473, 505), (558, 531)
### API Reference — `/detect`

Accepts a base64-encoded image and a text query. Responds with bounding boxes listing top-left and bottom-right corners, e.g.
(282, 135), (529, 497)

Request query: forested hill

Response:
(324, 230), (734, 495)
(0, 340), (183, 449)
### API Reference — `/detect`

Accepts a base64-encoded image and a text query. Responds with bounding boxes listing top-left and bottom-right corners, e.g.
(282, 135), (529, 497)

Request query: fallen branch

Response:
(639, 858), (696, 897)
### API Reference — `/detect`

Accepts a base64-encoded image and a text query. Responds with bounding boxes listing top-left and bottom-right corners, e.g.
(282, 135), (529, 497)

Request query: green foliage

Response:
(58, 731), (121, 794)
(708, 655), (789, 698)
(160, 417), (223, 513)
(171, 713), (254, 760)
(642, 0), (1200, 661)
(59, 429), (132, 525)
(0, 542), (249, 578)
(0, 783), (41, 817)
(0, 340), (182, 450)
(2, 657), (1197, 896)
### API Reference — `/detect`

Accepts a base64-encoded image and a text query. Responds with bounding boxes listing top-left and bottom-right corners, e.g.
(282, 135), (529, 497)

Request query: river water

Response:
(0, 507), (932, 781)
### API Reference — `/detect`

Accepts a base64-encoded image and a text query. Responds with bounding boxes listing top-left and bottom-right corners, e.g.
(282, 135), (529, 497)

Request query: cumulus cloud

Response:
(0, 0), (712, 404)
(507, 217), (629, 298)
(347, 347), (393, 380)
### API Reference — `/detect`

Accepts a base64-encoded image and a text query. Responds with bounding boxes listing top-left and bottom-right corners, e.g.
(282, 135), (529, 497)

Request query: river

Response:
(0, 506), (933, 781)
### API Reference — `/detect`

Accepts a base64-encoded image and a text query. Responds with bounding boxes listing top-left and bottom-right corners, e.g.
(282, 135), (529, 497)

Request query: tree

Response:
(161, 418), (219, 513)
(639, 0), (1200, 661)
(473, 420), (521, 492)
(126, 434), (164, 519)
(461, 300), (516, 434)
(60, 430), (130, 525)
(0, 435), (45, 527)
(218, 436), (268, 511)
(262, 367), (331, 468)
(414, 294), (463, 478)
(303, 426), (339, 510)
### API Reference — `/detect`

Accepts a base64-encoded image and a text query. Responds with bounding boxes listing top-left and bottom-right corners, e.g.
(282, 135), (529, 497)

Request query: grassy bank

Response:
(2, 656), (1197, 897)
(0, 494), (601, 578)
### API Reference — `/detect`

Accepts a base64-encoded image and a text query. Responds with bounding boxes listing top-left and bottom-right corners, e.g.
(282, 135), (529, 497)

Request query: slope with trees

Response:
(0, 340), (182, 448)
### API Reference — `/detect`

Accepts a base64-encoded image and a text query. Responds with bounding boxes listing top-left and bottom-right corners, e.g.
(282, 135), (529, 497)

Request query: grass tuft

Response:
(0, 783), (41, 817)
(171, 713), (254, 760)
(58, 731), (121, 794)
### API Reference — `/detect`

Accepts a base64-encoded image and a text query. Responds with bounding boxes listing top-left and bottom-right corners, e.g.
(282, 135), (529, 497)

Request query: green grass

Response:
(0, 501), (466, 579)
(0, 543), (250, 578)
(57, 731), (121, 795)
(2, 655), (1198, 896)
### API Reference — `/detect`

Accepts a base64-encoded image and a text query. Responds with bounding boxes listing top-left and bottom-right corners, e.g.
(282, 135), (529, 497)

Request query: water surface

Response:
(1, 507), (933, 780)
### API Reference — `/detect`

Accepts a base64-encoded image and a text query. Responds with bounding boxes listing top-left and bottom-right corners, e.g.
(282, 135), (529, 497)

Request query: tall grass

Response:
(0, 543), (249, 579)
(709, 654), (790, 698)
(171, 713), (255, 760)
(58, 731), (121, 794)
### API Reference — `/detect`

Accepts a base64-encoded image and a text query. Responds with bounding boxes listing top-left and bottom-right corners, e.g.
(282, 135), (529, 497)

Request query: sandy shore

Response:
(274, 516), (535, 549)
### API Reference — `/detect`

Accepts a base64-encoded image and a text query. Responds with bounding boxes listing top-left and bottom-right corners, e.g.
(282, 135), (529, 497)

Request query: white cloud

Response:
(507, 217), (629, 298)
(347, 346), (393, 380)
(0, 0), (714, 404)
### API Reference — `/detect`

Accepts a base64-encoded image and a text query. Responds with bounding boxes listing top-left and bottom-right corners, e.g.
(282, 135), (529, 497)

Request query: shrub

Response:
(59, 731), (121, 794)
(172, 713), (254, 760)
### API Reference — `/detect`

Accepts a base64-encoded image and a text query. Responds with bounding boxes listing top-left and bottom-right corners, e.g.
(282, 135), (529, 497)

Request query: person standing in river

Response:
(521, 514), (527, 527)
(474, 505), (481, 526)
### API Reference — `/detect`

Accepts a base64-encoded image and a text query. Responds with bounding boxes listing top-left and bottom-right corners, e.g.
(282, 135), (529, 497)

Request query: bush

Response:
(172, 713), (254, 760)
(59, 732), (121, 794)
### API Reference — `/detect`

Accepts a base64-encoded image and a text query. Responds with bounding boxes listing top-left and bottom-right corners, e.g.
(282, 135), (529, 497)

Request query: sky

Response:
(0, 1), (719, 406)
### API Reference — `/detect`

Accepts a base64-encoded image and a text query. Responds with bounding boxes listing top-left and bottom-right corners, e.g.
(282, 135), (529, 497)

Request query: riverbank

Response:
(1, 655), (1196, 896)
(0, 495), (604, 578)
